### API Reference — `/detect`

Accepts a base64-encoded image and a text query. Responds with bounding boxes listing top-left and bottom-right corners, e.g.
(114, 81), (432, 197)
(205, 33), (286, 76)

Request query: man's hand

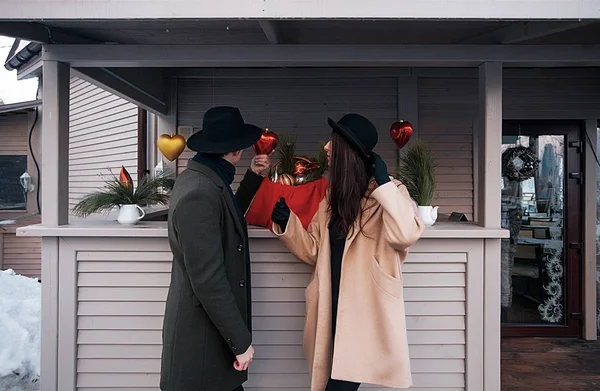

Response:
(233, 345), (255, 371)
(250, 151), (274, 175)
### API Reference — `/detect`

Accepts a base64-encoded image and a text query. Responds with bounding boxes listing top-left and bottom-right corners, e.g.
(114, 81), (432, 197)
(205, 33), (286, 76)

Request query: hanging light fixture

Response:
(20, 172), (35, 193)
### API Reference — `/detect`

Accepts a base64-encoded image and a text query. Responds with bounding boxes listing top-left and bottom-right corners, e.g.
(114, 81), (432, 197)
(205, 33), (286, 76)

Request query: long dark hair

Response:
(328, 131), (373, 238)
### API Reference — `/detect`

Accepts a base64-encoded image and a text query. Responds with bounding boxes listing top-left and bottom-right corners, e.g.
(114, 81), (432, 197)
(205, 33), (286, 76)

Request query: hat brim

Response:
(186, 124), (263, 154)
(327, 117), (371, 158)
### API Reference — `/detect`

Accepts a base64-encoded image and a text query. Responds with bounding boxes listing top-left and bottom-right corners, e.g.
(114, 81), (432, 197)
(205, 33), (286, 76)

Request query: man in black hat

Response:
(160, 106), (271, 391)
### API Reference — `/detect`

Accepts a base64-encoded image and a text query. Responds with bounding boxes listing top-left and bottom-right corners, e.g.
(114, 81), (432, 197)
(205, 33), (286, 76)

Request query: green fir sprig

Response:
(396, 140), (437, 206)
(72, 170), (174, 217)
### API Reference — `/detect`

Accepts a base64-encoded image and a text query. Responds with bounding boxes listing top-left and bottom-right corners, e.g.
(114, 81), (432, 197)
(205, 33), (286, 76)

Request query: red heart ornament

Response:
(390, 120), (413, 149)
(252, 128), (279, 155)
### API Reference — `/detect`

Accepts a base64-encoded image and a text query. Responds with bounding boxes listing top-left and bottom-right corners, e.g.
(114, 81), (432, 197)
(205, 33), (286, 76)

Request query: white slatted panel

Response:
(69, 77), (138, 214)
(0, 114), (28, 155)
(76, 238), (466, 390)
(418, 78), (477, 221)
(177, 77), (398, 190)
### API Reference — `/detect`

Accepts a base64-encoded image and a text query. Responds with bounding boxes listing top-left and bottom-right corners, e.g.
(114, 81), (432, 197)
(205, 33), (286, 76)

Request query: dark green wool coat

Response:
(160, 159), (263, 391)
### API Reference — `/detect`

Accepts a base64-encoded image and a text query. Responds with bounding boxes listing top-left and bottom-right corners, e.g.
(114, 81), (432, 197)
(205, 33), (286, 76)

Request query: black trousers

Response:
(325, 378), (361, 391)
(232, 386), (243, 391)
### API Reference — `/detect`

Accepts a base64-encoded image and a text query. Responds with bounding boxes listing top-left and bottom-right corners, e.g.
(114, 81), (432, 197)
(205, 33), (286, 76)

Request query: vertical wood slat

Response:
(41, 237), (60, 391)
(465, 242), (484, 390)
(484, 239), (502, 391)
(58, 238), (78, 390)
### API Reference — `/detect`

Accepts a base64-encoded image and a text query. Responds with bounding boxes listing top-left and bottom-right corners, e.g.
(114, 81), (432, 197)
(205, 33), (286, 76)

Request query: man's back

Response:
(160, 161), (252, 391)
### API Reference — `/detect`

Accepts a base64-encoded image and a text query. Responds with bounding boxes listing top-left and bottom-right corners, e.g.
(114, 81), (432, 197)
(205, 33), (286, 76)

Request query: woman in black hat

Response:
(271, 114), (424, 391)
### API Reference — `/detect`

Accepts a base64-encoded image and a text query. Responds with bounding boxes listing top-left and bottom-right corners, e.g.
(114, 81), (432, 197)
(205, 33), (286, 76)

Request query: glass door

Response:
(501, 120), (583, 337)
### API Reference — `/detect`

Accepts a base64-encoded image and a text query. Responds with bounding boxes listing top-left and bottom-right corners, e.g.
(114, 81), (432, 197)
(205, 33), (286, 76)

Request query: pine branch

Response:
(71, 170), (175, 217)
(396, 140), (437, 206)
(276, 133), (297, 176)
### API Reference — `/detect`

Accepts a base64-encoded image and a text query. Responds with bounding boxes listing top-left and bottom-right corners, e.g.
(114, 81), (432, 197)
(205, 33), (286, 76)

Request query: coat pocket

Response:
(370, 256), (404, 300)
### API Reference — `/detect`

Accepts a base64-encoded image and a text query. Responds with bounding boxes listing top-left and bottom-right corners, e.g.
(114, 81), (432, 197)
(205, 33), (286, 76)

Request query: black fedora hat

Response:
(327, 113), (378, 158)
(186, 106), (262, 154)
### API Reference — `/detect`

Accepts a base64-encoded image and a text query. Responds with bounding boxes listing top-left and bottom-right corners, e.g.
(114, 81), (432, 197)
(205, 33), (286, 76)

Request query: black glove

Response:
(371, 152), (390, 186)
(271, 197), (291, 230)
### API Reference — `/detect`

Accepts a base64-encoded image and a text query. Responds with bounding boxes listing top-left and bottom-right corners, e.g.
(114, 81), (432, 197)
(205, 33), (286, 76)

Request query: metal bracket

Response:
(569, 172), (584, 184)
(570, 312), (584, 321)
(569, 242), (583, 254)
(568, 140), (582, 153)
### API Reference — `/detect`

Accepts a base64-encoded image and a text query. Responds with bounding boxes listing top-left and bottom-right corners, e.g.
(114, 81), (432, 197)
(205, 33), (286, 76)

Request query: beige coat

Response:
(273, 179), (424, 390)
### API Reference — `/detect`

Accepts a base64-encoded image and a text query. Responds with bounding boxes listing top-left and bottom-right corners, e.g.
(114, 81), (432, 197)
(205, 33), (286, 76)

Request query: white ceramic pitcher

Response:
(417, 205), (439, 227)
(117, 204), (145, 225)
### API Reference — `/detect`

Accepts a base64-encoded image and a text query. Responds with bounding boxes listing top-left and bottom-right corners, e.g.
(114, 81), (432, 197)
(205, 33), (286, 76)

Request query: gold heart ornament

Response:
(157, 133), (186, 161)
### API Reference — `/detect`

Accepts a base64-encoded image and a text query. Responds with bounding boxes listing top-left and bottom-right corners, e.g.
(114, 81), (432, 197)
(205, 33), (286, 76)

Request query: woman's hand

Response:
(271, 197), (291, 230)
(250, 151), (275, 175)
(371, 152), (391, 186)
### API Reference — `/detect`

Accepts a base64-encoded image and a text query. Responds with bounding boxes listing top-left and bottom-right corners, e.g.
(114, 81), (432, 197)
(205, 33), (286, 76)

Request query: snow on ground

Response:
(0, 269), (41, 390)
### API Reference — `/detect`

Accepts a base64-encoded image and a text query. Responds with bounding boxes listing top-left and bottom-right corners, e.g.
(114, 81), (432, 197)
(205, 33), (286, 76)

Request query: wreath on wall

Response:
(502, 145), (539, 182)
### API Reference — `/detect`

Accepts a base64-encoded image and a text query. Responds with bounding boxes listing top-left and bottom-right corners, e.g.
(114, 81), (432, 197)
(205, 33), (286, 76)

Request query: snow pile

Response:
(0, 269), (41, 390)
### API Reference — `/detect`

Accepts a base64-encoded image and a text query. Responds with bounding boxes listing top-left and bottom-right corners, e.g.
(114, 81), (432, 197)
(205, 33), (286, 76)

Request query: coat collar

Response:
(187, 159), (245, 237)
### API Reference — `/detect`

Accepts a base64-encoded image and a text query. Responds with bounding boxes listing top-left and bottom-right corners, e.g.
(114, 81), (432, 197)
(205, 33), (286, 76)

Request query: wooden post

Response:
(478, 62), (503, 228)
(478, 62), (502, 391)
(583, 119), (598, 340)
(41, 60), (70, 226)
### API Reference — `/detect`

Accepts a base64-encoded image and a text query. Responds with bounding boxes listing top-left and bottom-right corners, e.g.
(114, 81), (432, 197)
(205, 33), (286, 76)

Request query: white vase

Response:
(418, 205), (439, 227)
(117, 204), (146, 225)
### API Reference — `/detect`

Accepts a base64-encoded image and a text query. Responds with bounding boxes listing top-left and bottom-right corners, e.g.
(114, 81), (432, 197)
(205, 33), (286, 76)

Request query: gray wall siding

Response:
(176, 74), (478, 220)
(418, 77), (477, 220)
(177, 77), (398, 190)
(69, 77), (139, 215)
(504, 69), (600, 120)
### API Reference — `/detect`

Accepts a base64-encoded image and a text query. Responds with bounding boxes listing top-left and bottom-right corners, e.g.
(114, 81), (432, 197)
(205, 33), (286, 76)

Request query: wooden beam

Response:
(41, 61), (70, 226)
(0, 22), (97, 44)
(478, 62), (502, 229)
(43, 44), (600, 68)
(258, 21), (281, 44)
(71, 67), (168, 115)
(462, 21), (597, 44)
(3, 0), (599, 20)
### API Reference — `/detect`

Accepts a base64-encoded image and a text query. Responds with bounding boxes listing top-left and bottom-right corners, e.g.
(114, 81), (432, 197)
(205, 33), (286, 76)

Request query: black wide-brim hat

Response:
(327, 113), (378, 158)
(186, 106), (262, 154)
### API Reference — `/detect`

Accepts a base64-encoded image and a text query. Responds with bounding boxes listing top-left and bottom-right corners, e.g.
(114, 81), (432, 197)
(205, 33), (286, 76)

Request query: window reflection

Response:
(501, 135), (565, 325)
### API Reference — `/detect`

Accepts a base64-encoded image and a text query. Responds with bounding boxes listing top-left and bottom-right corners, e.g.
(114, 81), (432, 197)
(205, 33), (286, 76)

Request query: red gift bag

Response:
(245, 177), (328, 230)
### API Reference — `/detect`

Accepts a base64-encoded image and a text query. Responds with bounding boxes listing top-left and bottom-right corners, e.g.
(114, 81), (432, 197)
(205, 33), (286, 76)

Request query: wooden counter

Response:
(18, 221), (507, 391)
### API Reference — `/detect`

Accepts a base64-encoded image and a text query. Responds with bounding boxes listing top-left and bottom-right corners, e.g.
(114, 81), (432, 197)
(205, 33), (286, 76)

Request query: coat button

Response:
(237, 244), (244, 252)
(239, 279), (245, 287)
